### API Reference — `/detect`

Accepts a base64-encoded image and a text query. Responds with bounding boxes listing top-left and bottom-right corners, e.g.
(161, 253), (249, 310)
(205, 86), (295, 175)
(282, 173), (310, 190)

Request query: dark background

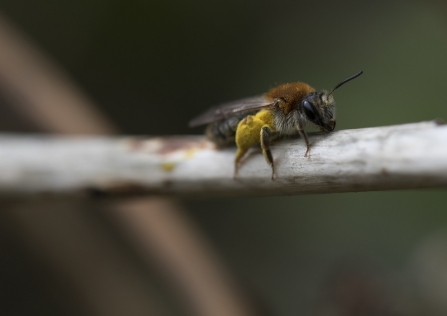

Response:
(1, 0), (447, 315)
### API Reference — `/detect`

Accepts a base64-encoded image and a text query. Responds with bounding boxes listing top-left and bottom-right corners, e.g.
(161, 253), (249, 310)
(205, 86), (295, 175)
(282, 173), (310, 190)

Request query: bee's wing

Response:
(189, 95), (274, 127)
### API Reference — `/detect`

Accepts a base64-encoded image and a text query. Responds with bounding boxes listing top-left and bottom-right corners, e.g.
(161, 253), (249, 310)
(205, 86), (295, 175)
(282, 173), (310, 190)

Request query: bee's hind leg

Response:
(233, 116), (253, 179)
(260, 126), (275, 180)
(234, 113), (274, 179)
(233, 148), (247, 179)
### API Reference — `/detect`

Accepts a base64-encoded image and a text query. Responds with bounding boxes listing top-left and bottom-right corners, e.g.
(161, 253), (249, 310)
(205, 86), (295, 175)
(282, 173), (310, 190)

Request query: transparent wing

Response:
(188, 95), (275, 127)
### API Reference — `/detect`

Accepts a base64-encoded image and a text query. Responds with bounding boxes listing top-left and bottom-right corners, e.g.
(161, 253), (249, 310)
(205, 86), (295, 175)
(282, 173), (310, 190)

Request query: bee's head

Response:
(301, 92), (336, 131)
(300, 71), (363, 132)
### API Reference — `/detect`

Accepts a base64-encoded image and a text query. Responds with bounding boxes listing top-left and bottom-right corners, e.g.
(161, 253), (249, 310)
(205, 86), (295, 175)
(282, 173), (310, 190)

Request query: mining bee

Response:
(189, 71), (363, 180)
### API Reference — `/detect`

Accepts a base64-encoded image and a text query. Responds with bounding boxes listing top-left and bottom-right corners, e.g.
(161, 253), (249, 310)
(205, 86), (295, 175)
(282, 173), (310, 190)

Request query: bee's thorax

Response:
(265, 82), (315, 116)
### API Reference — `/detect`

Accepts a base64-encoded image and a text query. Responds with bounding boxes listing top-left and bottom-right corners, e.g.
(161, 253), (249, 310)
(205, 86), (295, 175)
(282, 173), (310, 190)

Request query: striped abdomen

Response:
(205, 112), (257, 147)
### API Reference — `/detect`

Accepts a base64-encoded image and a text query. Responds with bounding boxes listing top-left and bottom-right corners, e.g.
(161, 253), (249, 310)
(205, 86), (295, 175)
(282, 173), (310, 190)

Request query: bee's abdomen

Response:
(205, 114), (248, 147)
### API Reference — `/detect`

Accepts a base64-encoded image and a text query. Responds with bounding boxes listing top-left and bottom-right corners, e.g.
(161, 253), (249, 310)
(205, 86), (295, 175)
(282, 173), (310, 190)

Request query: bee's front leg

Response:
(294, 112), (311, 157)
(260, 125), (275, 180)
(298, 130), (311, 157)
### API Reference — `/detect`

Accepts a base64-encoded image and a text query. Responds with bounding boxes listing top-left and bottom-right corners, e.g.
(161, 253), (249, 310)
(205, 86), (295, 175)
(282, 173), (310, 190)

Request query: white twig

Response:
(0, 121), (446, 197)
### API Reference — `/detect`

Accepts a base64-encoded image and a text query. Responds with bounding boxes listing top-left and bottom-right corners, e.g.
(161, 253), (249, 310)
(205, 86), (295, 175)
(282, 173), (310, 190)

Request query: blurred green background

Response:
(1, 0), (447, 315)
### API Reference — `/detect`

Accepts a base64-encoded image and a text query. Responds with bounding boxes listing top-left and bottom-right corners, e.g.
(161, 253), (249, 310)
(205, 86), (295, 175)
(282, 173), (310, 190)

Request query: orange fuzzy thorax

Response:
(265, 82), (315, 115)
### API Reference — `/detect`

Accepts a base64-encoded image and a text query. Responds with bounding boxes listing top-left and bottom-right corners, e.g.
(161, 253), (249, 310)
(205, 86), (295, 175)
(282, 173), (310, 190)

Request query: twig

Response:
(0, 11), (260, 316)
(0, 121), (445, 197)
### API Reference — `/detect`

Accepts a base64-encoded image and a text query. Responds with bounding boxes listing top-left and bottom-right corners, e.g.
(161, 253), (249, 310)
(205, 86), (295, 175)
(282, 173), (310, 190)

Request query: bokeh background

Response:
(0, 0), (447, 315)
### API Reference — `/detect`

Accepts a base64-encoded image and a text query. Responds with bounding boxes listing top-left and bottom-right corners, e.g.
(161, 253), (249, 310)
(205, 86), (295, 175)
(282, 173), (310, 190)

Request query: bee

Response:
(189, 71), (363, 180)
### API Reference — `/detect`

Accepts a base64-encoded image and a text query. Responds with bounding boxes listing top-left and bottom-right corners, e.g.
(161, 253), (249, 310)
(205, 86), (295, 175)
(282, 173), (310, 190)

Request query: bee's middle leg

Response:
(260, 126), (275, 180)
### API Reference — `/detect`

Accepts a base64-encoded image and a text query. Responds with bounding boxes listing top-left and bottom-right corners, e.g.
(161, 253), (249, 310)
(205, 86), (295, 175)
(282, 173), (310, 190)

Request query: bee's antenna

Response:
(328, 71), (363, 97)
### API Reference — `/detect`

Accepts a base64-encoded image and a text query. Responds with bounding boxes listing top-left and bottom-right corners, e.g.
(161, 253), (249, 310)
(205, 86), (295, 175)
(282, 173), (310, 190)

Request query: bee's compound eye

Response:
(303, 100), (317, 121)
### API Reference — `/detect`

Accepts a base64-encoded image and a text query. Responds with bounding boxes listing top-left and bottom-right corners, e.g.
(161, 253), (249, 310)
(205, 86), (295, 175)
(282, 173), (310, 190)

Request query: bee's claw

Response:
(270, 165), (276, 181)
(304, 145), (311, 157)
